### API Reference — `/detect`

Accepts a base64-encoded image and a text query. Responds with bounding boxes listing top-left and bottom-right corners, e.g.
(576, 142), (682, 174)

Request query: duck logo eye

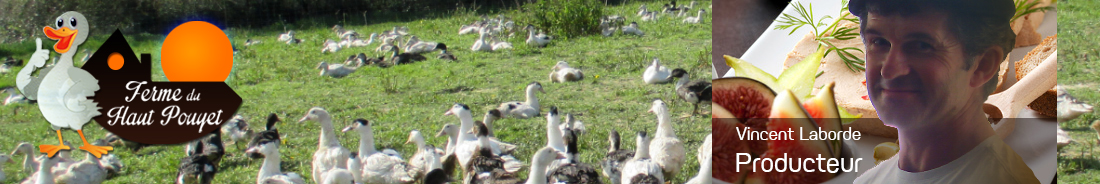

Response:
(56, 19), (64, 28)
(69, 17), (77, 27)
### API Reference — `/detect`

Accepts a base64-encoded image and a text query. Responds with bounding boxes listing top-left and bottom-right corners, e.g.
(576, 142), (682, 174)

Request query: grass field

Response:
(0, 1), (712, 183)
(1057, 0), (1100, 182)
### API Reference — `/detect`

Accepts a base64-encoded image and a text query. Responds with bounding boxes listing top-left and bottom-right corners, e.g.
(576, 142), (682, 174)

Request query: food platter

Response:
(719, 1), (1058, 183)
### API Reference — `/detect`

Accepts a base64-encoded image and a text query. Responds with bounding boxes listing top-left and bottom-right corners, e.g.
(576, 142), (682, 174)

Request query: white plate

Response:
(721, 1), (1058, 183)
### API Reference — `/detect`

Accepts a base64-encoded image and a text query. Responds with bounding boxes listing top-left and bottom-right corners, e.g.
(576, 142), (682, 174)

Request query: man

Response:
(851, 0), (1040, 183)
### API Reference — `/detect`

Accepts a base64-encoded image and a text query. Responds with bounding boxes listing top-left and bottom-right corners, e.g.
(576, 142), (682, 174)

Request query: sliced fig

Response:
(802, 82), (843, 157)
(762, 90), (836, 182)
(713, 118), (751, 184)
(713, 77), (775, 155)
(714, 77), (776, 123)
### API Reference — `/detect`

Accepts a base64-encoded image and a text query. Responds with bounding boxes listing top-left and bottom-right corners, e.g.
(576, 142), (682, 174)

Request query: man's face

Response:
(862, 11), (979, 128)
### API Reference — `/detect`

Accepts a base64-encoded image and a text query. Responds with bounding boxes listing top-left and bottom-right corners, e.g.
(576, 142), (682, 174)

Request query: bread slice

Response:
(782, 15), (898, 138)
(1014, 35), (1057, 117)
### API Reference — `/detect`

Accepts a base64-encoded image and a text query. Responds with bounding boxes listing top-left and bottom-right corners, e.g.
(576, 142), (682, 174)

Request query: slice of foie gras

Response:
(781, 19), (898, 138)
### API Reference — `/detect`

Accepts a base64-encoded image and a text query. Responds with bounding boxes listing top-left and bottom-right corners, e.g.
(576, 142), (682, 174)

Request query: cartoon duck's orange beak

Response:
(43, 26), (78, 53)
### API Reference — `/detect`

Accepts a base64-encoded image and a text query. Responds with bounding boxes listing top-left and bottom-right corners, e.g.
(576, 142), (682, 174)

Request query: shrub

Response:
(523, 0), (605, 39)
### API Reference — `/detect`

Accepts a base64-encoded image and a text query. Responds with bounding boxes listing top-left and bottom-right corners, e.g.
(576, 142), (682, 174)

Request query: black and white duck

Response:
(177, 140), (218, 184)
(671, 68), (712, 115)
(220, 115), (252, 150)
(246, 138), (307, 184)
(621, 131), (663, 184)
(496, 82), (545, 119)
(600, 129), (634, 184)
(547, 128), (600, 184)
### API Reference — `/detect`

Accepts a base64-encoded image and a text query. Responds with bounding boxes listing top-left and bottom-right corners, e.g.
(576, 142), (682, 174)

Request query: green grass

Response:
(1057, 0), (1100, 182)
(0, 1), (712, 183)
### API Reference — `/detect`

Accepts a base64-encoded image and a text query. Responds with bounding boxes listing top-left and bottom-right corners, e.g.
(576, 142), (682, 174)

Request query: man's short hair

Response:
(849, 0), (1016, 96)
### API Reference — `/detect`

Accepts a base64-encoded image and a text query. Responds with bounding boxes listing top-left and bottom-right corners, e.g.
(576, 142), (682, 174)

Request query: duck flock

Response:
(0, 1), (712, 184)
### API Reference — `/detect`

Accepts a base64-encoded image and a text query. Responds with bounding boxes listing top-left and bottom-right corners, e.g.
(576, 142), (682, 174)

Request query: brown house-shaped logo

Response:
(84, 29), (242, 145)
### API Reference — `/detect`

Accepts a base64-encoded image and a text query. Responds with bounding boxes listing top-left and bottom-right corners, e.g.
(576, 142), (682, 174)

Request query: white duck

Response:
(549, 61), (584, 83)
(642, 58), (672, 84)
(443, 104), (515, 170)
(405, 36), (444, 54)
(482, 110), (502, 137)
(298, 107), (353, 184)
(55, 140), (111, 184)
(246, 140), (307, 184)
(525, 25), (551, 48)
(648, 99), (686, 179)
(1057, 124), (1073, 150)
(316, 62), (357, 78)
(278, 30), (295, 42)
(332, 25), (358, 39)
(623, 21), (645, 36)
(684, 156), (711, 184)
(682, 9), (705, 24)
(349, 33), (377, 47)
(435, 124), (461, 178)
(490, 36), (513, 51)
(10, 142), (39, 174)
(641, 12), (659, 22)
(20, 155), (60, 184)
(621, 131), (664, 184)
(376, 37), (398, 52)
(600, 20), (616, 37)
(699, 133), (712, 166)
(544, 107), (568, 173)
(471, 29), (493, 52)
(3, 86), (29, 106)
(343, 119), (417, 184)
(0, 154), (11, 182)
(496, 82), (545, 119)
(322, 39), (342, 53)
(458, 22), (483, 35)
(406, 130), (433, 179)
(638, 4), (650, 16)
(16, 11), (111, 159)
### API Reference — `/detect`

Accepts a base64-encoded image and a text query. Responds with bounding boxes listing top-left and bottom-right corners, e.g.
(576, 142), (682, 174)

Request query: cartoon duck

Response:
(15, 11), (111, 158)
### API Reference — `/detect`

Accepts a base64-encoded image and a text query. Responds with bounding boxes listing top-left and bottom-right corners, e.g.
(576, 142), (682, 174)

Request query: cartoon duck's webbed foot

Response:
(77, 130), (112, 158)
(39, 129), (70, 158)
(39, 144), (70, 158)
(79, 144), (113, 158)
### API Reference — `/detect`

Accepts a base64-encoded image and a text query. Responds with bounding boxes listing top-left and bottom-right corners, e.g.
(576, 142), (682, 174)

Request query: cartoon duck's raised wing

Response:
(62, 68), (101, 120)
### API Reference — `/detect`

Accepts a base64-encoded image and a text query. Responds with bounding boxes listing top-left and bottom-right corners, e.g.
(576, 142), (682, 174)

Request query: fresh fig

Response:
(713, 118), (751, 184)
(802, 82), (843, 157)
(759, 90), (836, 183)
(713, 77), (775, 155)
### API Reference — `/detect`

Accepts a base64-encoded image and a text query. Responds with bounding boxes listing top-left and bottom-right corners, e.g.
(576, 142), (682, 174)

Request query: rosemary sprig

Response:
(1012, 0), (1053, 22)
(775, 0), (866, 73)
